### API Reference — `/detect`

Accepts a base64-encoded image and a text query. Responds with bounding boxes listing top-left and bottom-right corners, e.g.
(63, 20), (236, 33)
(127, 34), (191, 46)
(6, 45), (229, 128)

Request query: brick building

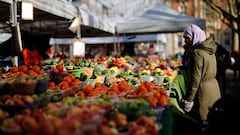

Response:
(165, 0), (232, 53)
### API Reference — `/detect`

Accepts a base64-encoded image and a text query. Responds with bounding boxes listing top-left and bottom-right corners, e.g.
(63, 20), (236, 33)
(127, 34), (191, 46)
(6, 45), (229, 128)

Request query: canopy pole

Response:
(113, 26), (117, 56)
(10, 0), (20, 67)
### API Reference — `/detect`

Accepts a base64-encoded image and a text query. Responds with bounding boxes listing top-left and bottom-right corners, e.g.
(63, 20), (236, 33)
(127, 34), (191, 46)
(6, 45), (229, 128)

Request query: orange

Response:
(73, 79), (80, 83)
(63, 76), (72, 85)
(19, 65), (28, 73)
(135, 85), (147, 94)
(59, 81), (69, 90)
(52, 67), (59, 73)
(143, 81), (154, 91)
(88, 91), (98, 97)
(56, 64), (64, 72)
(95, 82), (102, 88)
(138, 90), (148, 95)
(109, 85), (119, 92)
(150, 97), (158, 107)
(48, 81), (56, 87)
(53, 86), (61, 90)
(83, 85), (94, 94)
(38, 69), (45, 75)
(28, 70), (37, 77)
(71, 81), (80, 87)
(17, 72), (25, 77)
(76, 91), (85, 97)
(160, 89), (167, 95)
(154, 92), (161, 99)
(106, 91), (117, 96)
(68, 74), (76, 81)
(32, 65), (41, 73)
(159, 97), (168, 106)
(11, 66), (19, 73)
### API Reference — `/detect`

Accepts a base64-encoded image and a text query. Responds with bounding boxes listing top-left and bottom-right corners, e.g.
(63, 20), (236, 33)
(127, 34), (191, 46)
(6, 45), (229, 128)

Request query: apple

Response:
(0, 109), (5, 119)
(13, 98), (25, 106)
(2, 118), (22, 132)
(38, 121), (56, 135)
(115, 113), (128, 128)
(1, 95), (11, 103)
(99, 125), (113, 135)
(14, 114), (24, 124)
(21, 116), (38, 132)
(4, 99), (14, 105)
(22, 95), (34, 104)
(22, 109), (32, 116)
(128, 125), (146, 135)
(107, 120), (116, 128)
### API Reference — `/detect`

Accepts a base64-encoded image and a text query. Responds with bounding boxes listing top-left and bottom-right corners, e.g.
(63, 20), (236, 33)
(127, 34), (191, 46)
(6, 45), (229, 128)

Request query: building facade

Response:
(165, 0), (232, 53)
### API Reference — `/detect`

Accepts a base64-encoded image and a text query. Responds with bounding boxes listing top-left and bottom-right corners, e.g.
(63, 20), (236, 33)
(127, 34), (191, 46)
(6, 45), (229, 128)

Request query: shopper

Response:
(215, 41), (231, 96)
(45, 45), (55, 59)
(180, 24), (221, 130)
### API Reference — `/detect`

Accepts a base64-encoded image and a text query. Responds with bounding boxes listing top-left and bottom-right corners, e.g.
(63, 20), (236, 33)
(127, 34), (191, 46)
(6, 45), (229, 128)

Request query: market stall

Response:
(0, 1), (205, 134)
(0, 56), (179, 135)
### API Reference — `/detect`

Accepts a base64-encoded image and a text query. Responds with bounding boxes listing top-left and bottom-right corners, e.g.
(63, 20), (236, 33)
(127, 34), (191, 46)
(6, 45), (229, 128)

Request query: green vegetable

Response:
(104, 77), (111, 87)
(89, 62), (98, 67)
(79, 73), (87, 81)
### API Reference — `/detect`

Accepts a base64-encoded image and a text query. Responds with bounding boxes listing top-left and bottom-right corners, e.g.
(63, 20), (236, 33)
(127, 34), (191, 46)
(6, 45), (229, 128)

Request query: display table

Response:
(160, 105), (202, 135)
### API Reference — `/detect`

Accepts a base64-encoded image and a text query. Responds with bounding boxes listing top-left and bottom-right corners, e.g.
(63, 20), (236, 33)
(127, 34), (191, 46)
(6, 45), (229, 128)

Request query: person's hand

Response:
(181, 99), (194, 112)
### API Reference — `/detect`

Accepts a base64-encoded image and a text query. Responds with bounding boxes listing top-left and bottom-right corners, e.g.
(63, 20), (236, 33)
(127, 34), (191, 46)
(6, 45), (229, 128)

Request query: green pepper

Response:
(90, 62), (98, 67)
(79, 73), (87, 81)
(104, 77), (111, 87)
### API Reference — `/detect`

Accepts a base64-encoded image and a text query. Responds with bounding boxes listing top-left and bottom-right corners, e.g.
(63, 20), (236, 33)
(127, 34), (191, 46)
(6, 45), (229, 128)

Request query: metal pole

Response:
(10, 0), (19, 66)
(113, 26), (117, 56)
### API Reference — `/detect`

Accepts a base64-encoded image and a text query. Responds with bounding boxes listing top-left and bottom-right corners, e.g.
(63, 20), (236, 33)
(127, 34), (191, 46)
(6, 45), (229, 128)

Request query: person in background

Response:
(147, 44), (160, 65)
(148, 44), (155, 55)
(46, 45), (55, 59)
(180, 43), (192, 71)
(180, 24), (221, 131)
(22, 44), (43, 68)
(215, 41), (231, 96)
(121, 42), (136, 56)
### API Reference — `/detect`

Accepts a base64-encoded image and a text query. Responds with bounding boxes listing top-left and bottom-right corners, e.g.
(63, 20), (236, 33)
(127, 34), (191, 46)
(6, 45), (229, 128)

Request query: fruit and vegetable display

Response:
(0, 56), (181, 134)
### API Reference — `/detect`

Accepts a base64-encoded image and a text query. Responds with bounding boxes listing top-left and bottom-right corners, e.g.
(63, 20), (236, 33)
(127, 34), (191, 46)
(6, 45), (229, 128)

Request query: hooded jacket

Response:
(185, 37), (221, 120)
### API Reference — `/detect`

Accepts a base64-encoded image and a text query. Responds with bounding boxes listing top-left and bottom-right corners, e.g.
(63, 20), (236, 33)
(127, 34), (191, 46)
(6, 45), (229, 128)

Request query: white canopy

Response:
(116, 2), (206, 34)
(50, 34), (157, 45)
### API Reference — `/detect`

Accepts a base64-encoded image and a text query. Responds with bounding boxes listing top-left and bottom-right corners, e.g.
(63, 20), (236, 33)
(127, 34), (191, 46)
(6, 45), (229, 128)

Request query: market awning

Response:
(116, 2), (206, 35)
(79, 8), (115, 37)
(0, 0), (114, 38)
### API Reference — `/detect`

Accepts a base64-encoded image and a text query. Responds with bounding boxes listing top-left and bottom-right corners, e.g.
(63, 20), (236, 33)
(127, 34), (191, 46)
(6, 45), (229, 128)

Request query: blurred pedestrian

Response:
(121, 42), (136, 56)
(46, 45), (55, 59)
(215, 41), (231, 96)
(147, 44), (155, 55)
(180, 24), (221, 131)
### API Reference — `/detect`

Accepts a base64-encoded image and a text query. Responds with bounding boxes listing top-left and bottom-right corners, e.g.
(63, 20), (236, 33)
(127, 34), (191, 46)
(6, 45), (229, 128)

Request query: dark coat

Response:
(185, 37), (221, 120)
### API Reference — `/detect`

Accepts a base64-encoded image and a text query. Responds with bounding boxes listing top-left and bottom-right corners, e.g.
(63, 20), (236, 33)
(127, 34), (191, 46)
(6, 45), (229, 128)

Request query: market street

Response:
(225, 69), (240, 97)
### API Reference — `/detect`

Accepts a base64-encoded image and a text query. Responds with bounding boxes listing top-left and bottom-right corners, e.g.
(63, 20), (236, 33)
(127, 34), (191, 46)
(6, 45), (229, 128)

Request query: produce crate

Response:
(146, 106), (166, 123)
(67, 69), (82, 78)
(49, 71), (68, 84)
(62, 86), (80, 98)
(0, 104), (33, 116)
(116, 99), (150, 121)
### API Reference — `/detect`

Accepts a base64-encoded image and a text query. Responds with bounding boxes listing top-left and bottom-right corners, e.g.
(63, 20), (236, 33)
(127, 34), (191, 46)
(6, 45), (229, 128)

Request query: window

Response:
(179, 1), (187, 14)
(224, 31), (230, 47)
